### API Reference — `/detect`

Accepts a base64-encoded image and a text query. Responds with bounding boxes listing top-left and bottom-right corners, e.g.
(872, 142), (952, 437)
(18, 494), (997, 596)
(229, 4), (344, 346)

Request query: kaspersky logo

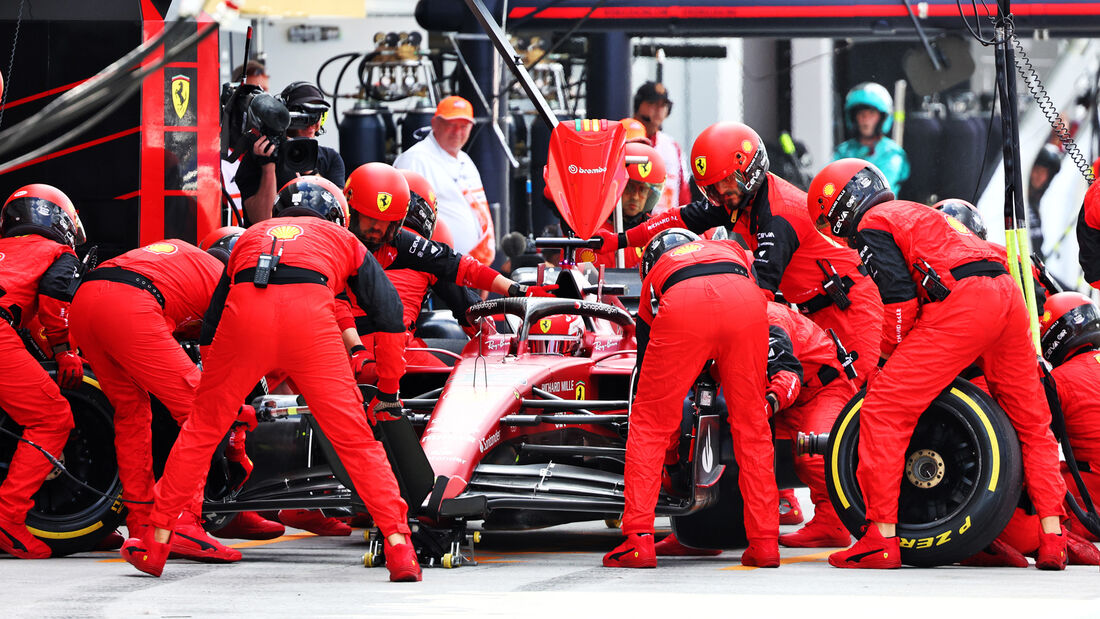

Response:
(377, 192), (393, 212)
(269, 224), (304, 241)
(694, 156), (706, 177)
(143, 242), (178, 254)
(171, 74), (190, 119)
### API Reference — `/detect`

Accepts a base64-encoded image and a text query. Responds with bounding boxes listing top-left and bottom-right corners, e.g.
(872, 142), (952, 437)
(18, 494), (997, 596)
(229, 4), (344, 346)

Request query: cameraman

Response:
(235, 82), (346, 225)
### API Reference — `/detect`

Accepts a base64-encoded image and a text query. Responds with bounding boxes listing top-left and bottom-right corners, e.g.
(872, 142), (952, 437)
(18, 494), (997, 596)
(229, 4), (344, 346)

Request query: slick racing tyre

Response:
(0, 365), (124, 556)
(825, 378), (1022, 567)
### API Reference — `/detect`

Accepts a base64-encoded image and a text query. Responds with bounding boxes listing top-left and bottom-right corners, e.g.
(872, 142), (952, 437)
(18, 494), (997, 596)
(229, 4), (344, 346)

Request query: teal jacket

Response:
(833, 136), (910, 196)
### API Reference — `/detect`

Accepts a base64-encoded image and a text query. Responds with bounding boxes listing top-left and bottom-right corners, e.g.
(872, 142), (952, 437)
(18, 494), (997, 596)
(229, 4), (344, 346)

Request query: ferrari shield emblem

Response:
(574, 381), (586, 399)
(637, 161), (653, 179)
(377, 192), (393, 212)
(171, 75), (190, 119)
(539, 318), (552, 333)
(694, 156), (706, 177)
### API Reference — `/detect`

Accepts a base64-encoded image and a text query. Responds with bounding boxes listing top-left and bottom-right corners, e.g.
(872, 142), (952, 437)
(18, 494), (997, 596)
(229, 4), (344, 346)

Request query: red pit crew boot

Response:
(740, 539), (780, 567)
(1066, 528), (1100, 566)
(384, 541), (422, 582)
(958, 538), (1028, 568)
(1035, 531), (1067, 571)
(779, 506), (851, 548)
(170, 511), (242, 563)
(603, 533), (657, 568)
(212, 511), (285, 540)
(278, 509), (352, 536)
(779, 488), (804, 525)
(654, 532), (722, 557)
(0, 517), (51, 559)
(828, 525), (901, 569)
(120, 530), (171, 577)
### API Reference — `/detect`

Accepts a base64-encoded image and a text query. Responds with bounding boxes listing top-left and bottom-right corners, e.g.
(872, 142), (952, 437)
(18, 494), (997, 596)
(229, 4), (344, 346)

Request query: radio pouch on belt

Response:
(912, 259), (950, 302)
(253, 238), (281, 288)
(816, 259), (852, 310)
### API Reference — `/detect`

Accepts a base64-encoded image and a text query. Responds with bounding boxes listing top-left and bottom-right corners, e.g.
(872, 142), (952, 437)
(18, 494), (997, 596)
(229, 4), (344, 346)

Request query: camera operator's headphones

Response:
(279, 81), (330, 134)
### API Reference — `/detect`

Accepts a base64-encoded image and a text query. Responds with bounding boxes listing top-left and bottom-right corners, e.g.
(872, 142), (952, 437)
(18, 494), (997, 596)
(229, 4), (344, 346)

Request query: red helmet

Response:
(272, 176), (349, 226)
(618, 117), (652, 145)
(623, 142), (666, 221)
(807, 158), (894, 240)
(199, 225), (246, 264)
(2, 184), (86, 248)
(345, 162), (409, 249)
(398, 169), (438, 240)
(690, 122), (769, 217)
(1039, 291), (1100, 366)
(528, 314), (584, 355)
(932, 199), (986, 240)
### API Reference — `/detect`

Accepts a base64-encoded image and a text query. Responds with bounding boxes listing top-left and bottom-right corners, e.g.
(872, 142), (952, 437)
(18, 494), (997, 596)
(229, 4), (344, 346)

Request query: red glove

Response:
(54, 349), (84, 389)
(349, 345), (373, 382)
(366, 391), (402, 426)
(593, 229), (621, 255)
(234, 404), (258, 432)
(525, 284), (558, 298)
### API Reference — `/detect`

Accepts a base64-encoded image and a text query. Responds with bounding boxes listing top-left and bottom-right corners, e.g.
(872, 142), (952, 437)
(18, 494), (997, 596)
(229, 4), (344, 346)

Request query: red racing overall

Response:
(619, 173), (882, 382)
(148, 217), (411, 538)
(69, 240), (223, 530)
(1078, 178), (1100, 289)
(0, 235), (79, 528)
(1053, 349), (1100, 539)
(626, 240), (775, 545)
(853, 201), (1065, 525)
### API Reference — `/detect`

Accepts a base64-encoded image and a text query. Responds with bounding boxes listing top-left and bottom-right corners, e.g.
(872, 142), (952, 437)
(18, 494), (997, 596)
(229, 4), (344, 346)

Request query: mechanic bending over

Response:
(69, 235), (247, 562)
(603, 229), (779, 569)
(808, 159), (1068, 570)
(0, 185), (85, 560)
(1076, 170), (1100, 290)
(652, 301), (859, 556)
(121, 176), (422, 582)
(595, 121), (883, 385)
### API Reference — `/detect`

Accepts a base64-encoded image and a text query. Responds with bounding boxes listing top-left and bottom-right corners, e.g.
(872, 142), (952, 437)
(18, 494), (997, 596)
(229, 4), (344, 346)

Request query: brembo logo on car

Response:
(567, 164), (607, 175)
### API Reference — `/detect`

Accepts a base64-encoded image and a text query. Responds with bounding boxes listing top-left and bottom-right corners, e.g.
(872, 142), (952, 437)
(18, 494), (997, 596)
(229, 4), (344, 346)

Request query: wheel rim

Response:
(896, 406), (982, 528)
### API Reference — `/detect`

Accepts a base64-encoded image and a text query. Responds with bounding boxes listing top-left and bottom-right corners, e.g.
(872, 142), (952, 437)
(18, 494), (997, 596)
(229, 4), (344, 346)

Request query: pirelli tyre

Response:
(0, 364), (124, 556)
(825, 377), (1022, 567)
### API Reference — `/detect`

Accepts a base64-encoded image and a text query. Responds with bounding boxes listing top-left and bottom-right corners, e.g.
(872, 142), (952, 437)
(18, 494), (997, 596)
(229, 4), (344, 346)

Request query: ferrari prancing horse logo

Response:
(377, 192), (392, 212)
(637, 161), (652, 179)
(171, 74), (190, 119)
(694, 156), (706, 177)
(539, 318), (552, 333)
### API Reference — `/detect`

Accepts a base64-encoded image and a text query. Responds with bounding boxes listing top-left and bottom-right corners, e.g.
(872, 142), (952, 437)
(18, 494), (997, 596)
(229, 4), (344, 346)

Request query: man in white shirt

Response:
(394, 95), (495, 265)
(633, 82), (691, 214)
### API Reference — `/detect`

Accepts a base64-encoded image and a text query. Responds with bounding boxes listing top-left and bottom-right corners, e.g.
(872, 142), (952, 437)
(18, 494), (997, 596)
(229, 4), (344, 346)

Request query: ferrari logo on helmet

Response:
(143, 242), (178, 254)
(694, 156), (706, 177)
(823, 183), (835, 198)
(635, 247), (644, 258)
(171, 74), (190, 119)
(377, 192), (392, 212)
(637, 161), (652, 179)
(269, 224), (304, 241)
(539, 318), (552, 333)
(741, 139), (753, 153)
(670, 242), (703, 256)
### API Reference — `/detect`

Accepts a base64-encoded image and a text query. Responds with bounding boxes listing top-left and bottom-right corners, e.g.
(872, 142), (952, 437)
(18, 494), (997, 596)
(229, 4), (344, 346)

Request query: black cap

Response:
(281, 81), (328, 108)
(633, 81), (672, 111)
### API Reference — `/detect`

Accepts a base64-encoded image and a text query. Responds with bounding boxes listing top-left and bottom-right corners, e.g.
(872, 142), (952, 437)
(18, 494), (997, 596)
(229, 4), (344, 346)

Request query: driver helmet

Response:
(932, 199), (986, 240)
(398, 168), (438, 240)
(640, 228), (701, 278)
(619, 117), (652, 145)
(690, 122), (769, 219)
(2, 184), (86, 248)
(272, 176), (349, 226)
(807, 158), (894, 242)
(1039, 291), (1100, 367)
(529, 314), (584, 355)
(844, 82), (894, 136)
(199, 225), (246, 264)
(344, 162), (409, 250)
(622, 142), (666, 226)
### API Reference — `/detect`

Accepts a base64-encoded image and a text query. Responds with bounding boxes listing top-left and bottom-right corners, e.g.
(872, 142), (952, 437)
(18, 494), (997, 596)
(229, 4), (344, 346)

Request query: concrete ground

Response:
(3, 489), (1098, 618)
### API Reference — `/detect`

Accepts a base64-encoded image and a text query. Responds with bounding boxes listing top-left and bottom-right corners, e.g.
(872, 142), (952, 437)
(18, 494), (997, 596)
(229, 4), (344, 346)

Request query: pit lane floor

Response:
(4, 489), (1098, 618)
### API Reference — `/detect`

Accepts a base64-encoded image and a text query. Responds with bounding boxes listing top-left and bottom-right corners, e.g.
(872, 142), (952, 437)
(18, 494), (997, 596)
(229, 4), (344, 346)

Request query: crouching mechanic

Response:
(595, 121), (882, 384)
(121, 176), (423, 582)
(0, 184), (85, 559)
(603, 229), (778, 569)
(69, 236), (244, 561)
(1076, 174), (1100, 290)
(809, 159), (1068, 570)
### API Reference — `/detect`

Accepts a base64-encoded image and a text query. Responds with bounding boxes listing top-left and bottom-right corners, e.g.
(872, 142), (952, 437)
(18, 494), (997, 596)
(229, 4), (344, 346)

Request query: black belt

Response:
(234, 265), (329, 287)
(660, 262), (749, 295)
(1077, 460), (1092, 473)
(0, 305), (12, 326)
(950, 260), (1008, 281)
(83, 267), (165, 307)
(817, 364), (840, 387)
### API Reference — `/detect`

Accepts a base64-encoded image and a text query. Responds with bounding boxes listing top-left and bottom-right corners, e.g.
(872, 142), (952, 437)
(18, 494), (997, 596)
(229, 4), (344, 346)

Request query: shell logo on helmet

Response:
(823, 183), (835, 197)
(741, 140), (752, 153)
(694, 156), (706, 176)
(539, 318), (552, 333)
(637, 161), (652, 179)
(377, 193), (393, 212)
(269, 224), (304, 241)
(143, 242), (178, 254)
(945, 216), (972, 235)
(670, 242), (703, 256)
